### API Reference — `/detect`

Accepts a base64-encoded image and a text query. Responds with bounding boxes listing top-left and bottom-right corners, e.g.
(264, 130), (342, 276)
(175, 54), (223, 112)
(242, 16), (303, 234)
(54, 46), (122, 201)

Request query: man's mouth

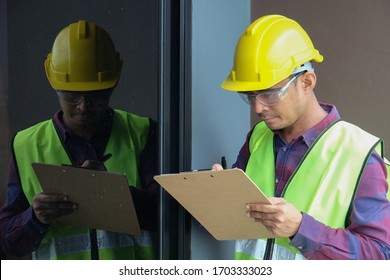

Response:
(73, 112), (94, 121)
(260, 114), (276, 121)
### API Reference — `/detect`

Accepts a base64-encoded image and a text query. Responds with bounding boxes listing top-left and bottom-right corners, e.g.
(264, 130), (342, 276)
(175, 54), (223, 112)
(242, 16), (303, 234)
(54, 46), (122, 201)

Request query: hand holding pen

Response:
(211, 156), (227, 171)
(80, 153), (112, 171)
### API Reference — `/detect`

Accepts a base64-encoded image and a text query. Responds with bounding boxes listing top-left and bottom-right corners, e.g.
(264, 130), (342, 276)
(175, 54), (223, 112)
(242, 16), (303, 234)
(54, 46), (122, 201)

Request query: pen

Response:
(100, 153), (112, 163)
(192, 156), (227, 171)
(221, 156), (227, 169)
(61, 154), (112, 169)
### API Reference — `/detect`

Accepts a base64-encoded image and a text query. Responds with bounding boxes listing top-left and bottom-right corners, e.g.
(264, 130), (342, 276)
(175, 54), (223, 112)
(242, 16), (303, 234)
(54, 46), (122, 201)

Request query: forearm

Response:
(291, 213), (389, 260)
(0, 206), (48, 258)
(291, 152), (390, 260)
(0, 157), (49, 258)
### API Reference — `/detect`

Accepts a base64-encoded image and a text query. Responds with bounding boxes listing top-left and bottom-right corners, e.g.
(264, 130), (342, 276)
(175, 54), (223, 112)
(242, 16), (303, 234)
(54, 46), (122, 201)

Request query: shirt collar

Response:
(52, 108), (114, 142)
(274, 102), (340, 146)
(52, 110), (68, 141)
(300, 103), (340, 146)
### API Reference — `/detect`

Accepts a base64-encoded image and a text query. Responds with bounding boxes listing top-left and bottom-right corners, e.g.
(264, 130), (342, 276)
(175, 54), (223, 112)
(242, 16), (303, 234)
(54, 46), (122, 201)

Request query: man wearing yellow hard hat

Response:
(214, 15), (390, 260)
(0, 20), (159, 260)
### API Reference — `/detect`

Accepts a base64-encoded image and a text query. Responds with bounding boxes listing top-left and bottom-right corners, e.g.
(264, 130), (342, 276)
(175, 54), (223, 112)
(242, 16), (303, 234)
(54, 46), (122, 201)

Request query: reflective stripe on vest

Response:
(33, 230), (155, 260)
(13, 109), (156, 259)
(235, 239), (305, 260)
(238, 120), (381, 260)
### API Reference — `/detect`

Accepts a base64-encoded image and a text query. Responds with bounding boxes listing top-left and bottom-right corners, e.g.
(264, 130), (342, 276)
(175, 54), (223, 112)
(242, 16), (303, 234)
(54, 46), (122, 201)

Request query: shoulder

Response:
(113, 109), (150, 124)
(15, 119), (53, 140)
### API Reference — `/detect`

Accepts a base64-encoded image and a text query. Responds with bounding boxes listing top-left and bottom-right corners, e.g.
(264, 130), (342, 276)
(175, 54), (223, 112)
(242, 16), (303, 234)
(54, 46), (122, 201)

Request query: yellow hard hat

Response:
(221, 15), (323, 92)
(45, 20), (122, 91)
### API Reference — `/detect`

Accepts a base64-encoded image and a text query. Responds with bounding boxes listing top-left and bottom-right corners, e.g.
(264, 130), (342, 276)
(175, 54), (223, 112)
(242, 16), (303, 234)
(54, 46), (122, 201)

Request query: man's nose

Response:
(76, 97), (92, 110)
(252, 100), (268, 114)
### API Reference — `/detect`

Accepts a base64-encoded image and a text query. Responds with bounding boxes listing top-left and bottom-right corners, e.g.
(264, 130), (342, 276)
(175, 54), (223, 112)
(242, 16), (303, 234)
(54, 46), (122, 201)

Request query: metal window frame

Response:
(158, 0), (192, 260)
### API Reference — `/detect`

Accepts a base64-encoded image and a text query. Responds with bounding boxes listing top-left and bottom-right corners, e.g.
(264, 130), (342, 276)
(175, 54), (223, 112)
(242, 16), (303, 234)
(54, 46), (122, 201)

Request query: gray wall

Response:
(191, 0), (250, 260)
(0, 0), (9, 209)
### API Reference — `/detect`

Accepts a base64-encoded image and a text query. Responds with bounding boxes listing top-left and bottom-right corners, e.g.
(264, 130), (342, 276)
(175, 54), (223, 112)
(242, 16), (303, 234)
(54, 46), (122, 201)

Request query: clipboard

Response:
(32, 162), (141, 235)
(154, 168), (276, 240)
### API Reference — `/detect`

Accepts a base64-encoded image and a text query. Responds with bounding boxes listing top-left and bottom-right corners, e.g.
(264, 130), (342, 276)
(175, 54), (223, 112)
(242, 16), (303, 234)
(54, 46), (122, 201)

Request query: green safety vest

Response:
(13, 109), (157, 260)
(236, 120), (389, 260)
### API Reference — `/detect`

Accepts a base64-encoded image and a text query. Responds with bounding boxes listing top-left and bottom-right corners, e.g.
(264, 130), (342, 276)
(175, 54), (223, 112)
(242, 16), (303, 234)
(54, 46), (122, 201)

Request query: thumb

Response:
(211, 163), (223, 171)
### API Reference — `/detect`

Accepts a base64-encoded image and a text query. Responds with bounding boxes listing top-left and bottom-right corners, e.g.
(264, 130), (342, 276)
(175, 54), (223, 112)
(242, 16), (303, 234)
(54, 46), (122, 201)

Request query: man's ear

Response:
(301, 71), (317, 91)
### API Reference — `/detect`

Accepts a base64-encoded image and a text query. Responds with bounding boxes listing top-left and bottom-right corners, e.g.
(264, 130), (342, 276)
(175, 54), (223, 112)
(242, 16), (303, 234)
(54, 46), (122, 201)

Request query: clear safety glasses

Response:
(56, 90), (112, 106)
(239, 71), (305, 107)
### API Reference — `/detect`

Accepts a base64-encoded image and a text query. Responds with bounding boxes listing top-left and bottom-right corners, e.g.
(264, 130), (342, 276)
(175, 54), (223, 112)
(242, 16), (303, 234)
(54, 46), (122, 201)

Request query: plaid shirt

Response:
(233, 103), (390, 259)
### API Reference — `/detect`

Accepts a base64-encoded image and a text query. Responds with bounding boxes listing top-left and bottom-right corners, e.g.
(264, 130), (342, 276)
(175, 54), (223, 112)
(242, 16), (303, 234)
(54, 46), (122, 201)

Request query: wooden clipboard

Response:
(32, 162), (141, 235)
(154, 168), (276, 240)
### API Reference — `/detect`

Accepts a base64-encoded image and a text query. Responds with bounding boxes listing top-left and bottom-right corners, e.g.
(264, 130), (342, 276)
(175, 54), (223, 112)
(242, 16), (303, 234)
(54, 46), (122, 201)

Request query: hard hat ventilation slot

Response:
(77, 20), (89, 39)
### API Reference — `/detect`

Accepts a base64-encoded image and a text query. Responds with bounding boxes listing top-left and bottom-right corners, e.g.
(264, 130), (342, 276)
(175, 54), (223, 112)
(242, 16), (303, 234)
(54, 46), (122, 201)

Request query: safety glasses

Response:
(239, 71), (305, 107)
(56, 90), (112, 106)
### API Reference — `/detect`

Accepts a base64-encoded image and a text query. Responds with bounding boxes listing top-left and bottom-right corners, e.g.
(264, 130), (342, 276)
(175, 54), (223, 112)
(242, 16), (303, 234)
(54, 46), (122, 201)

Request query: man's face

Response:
(251, 75), (303, 131)
(57, 90), (111, 129)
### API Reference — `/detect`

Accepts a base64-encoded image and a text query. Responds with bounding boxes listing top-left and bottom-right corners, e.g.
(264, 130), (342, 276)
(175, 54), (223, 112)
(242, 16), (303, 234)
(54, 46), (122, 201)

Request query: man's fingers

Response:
(34, 203), (77, 224)
(81, 160), (106, 171)
(33, 193), (77, 224)
(246, 203), (277, 214)
(211, 163), (223, 171)
(34, 192), (69, 203)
